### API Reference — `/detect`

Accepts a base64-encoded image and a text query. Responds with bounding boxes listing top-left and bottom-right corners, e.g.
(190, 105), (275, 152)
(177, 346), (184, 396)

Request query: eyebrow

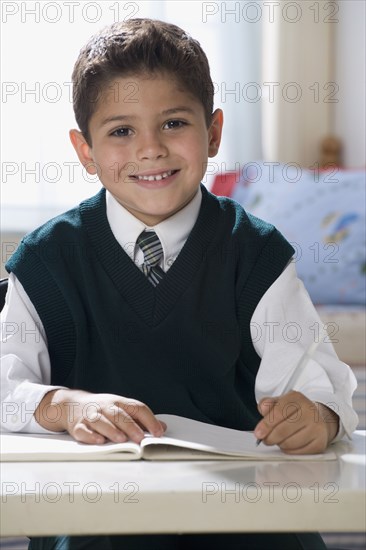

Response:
(162, 107), (195, 116)
(100, 107), (196, 127)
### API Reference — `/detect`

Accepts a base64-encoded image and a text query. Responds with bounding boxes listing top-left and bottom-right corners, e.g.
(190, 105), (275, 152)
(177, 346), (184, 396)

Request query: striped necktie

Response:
(136, 230), (165, 286)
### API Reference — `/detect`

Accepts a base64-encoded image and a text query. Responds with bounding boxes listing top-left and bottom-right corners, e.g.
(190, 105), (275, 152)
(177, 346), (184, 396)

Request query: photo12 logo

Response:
(201, 2), (339, 24)
(1, 480), (139, 504)
(201, 481), (339, 504)
(1, 2), (140, 24)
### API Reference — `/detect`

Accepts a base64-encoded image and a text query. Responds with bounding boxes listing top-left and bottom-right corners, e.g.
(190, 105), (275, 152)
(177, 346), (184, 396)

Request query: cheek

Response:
(95, 148), (129, 174)
(183, 140), (206, 163)
(190, 134), (209, 157)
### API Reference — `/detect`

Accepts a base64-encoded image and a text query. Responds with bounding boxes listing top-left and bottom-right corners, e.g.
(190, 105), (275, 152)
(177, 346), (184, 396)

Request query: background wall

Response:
(262, 1), (333, 167)
(333, 0), (366, 167)
(262, 0), (366, 168)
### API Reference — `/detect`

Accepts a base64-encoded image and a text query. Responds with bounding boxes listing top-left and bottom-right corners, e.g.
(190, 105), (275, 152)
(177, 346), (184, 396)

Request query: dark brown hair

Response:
(71, 18), (215, 144)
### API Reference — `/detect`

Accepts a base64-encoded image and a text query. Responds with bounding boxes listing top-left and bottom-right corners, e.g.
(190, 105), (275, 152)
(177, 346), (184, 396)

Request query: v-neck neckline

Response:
(80, 185), (219, 327)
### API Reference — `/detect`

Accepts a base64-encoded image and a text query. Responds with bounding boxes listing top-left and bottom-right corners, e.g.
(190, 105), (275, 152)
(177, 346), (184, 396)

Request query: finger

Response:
(159, 420), (167, 432)
(117, 400), (165, 437)
(255, 393), (306, 441)
(254, 398), (282, 441)
(264, 423), (328, 454)
(277, 422), (329, 454)
(280, 434), (328, 455)
(71, 422), (107, 445)
(131, 418), (167, 434)
(261, 423), (307, 447)
(86, 407), (140, 443)
(101, 406), (146, 443)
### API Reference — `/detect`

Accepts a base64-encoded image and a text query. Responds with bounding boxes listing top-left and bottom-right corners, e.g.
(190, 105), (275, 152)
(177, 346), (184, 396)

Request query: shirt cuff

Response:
(1, 382), (67, 434)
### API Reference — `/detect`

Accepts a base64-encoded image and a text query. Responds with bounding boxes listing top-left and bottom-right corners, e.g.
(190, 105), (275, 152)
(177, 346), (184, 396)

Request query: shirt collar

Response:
(105, 188), (202, 268)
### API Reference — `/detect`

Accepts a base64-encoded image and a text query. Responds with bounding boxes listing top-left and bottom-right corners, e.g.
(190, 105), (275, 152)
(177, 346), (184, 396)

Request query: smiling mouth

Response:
(131, 169), (179, 182)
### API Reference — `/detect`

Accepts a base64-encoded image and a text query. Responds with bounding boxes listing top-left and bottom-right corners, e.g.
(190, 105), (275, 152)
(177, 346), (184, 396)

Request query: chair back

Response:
(0, 278), (8, 311)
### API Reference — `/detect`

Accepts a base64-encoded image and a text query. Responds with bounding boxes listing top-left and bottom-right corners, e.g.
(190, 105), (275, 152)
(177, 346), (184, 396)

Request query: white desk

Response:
(1, 432), (365, 537)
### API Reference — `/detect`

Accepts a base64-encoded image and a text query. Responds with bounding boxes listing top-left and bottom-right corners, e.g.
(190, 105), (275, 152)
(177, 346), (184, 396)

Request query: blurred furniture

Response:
(211, 166), (366, 369)
(319, 136), (343, 169)
(0, 278), (8, 311)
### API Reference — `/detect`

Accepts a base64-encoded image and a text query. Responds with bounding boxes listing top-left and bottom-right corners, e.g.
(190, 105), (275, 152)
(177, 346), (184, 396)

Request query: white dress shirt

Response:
(0, 189), (358, 439)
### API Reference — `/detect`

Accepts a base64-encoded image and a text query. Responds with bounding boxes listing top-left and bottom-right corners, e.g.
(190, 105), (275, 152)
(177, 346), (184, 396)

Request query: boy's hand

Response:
(35, 389), (166, 445)
(254, 391), (339, 454)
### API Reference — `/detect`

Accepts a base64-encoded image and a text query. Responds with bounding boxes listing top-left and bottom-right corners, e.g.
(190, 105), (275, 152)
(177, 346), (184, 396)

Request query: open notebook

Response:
(0, 414), (337, 461)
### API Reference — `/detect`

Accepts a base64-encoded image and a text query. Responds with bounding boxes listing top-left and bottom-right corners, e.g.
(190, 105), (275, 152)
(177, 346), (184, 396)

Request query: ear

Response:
(69, 129), (98, 175)
(208, 109), (223, 158)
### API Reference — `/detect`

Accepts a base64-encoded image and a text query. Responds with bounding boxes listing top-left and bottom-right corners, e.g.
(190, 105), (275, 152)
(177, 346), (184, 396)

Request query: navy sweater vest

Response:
(6, 185), (294, 430)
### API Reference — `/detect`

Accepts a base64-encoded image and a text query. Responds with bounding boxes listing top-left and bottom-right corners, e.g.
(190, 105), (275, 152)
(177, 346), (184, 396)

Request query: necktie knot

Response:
(136, 230), (165, 286)
(136, 230), (163, 266)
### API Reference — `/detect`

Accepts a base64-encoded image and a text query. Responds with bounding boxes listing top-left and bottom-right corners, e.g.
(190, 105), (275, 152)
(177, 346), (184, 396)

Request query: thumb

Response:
(257, 396), (278, 416)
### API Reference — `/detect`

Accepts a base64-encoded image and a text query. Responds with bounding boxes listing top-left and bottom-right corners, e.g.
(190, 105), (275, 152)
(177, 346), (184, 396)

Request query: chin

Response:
(145, 200), (181, 216)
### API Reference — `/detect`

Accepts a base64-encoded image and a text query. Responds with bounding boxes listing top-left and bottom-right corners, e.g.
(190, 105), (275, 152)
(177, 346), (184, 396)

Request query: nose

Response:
(136, 130), (168, 160)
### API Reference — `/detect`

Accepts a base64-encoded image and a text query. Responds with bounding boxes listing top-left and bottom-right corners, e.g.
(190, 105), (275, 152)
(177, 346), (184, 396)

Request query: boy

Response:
(1, 18), (358, 550)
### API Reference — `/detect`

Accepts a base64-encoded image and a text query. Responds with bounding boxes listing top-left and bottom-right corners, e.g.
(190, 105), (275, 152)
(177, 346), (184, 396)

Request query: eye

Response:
(110, 127), (132, 137)
(163, 119), (187, 130)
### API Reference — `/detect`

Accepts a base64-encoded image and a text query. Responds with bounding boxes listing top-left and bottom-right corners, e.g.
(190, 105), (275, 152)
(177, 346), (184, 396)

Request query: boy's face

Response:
(70, 73), (223, 226)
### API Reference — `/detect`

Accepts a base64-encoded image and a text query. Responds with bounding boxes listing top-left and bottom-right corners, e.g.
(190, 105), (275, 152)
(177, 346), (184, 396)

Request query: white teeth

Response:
(137, 170), (173, 181)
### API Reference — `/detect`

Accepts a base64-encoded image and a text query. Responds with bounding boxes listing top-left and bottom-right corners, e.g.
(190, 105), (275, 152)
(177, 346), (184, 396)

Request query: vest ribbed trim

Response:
(237, 227), (295, 374)
(6, 243), (76, 380)
(80, 186), (220, 326)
